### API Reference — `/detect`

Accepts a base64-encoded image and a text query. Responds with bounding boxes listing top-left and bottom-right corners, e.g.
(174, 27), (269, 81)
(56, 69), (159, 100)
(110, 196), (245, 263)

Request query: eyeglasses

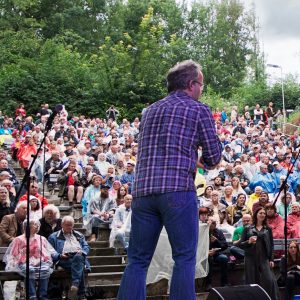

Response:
(193, 80), (204, 89)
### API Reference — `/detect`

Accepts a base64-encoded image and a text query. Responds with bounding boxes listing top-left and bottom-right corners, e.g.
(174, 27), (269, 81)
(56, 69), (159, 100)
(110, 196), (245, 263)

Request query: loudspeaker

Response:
(207, 284), (271, 300)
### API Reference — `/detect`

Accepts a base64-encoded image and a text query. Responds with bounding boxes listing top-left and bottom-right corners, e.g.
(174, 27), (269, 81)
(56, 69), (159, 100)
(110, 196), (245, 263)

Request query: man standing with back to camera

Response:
(117, 60), (222, 300)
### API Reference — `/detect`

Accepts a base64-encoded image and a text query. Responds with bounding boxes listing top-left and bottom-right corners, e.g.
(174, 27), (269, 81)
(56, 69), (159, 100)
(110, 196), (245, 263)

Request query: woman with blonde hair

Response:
(0, 186), (11, 222)
(231, 177), (246, 198)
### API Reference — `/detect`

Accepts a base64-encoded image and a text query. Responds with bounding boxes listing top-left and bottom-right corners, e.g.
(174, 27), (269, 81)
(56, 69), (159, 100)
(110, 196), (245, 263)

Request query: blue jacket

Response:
(48, 229), (90, 266)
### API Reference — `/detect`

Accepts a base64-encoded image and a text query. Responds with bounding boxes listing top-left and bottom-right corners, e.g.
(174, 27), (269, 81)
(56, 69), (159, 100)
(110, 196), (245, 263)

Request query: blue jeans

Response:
(58, 254), (85, 295)
(117, 191), (198, 300)
(19, 265), (49, 299)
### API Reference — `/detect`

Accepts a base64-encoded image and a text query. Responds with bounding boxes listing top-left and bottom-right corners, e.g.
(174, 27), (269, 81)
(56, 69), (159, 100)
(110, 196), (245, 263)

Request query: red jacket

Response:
(267, 214), (284, 239)
(19, 193), (48, 209)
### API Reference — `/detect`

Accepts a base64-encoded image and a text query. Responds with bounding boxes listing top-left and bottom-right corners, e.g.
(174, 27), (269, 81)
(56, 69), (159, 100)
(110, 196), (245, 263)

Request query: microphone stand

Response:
(272, 146), (300, 300)
(14, 108), (60, 300)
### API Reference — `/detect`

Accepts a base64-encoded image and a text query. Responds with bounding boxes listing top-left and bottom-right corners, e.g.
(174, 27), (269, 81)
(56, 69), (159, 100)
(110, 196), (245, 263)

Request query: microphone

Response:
(45, 104), (64, 131)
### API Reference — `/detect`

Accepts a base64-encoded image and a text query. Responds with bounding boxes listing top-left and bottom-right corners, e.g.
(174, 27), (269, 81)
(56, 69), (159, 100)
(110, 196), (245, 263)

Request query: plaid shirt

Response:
(132, 91), (222, 197)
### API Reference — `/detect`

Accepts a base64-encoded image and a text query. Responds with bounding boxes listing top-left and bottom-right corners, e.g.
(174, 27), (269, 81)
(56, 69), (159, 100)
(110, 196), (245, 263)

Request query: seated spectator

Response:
(3, 218), (58, 300)
(29, 196), (42, 220)
(115, 184), (128, 206)
(119, 161), (135, 193)
(0, 201), (27, 246)
(204, 217), (229, 291)
(279, 240), (300, 299)
(0, 123), (12, 135)
(271, 161), (288, 190)
(115, 159), (125, 176)
(87, 184), (116, 242)
(252, 191), (270, 213)
(17, 135), (37, 169)
(281, 154), (294, 172)
(38, 204), (62, 239)
(0, 186), (12, 222)
(0, 159), (19, 186)
(231, 177), (246, 197)
(80, 165), (95, 189)
(87, 156), (100, 175)
(109, 180), (122, 202)
(212, 176), (224, 194)
(45, 151), (63, 183)
(247, 186), (263, 212)
(199, 207), (209, 224)
(94, 153), (110, 177)
(276, 192), (294, 219)
(265, 204), (284, 239)
(220, 185), (236, 207)
(48, 216), (90, 300)
(290, 161), (300, 194)
(58, 161), (84, 205)
(287, 203), (300, 238)
(1, 179), (16, 210)
(230, 214), (252, 260)
(219, 163), (234, 184)
(233, 165), (250, 194)
(203, 191), (226, 225)
(101, 165), (116, 188)
(226, 193), (251, 226)
(244, 156), (259, 181)
(109, 194), (132, 253)
(249, 164), (275, 194)
(81, 175), (102, 218)
(19, 181), (49, 208)
(222, 144), (234, 163)
(198, 185), (213, 208)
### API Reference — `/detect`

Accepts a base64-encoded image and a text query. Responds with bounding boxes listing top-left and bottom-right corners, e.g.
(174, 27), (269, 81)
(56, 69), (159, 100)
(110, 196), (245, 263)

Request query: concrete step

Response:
(83, 282), (208, 299)
(87, 272), (123, 285)
(89, 248), (115, 256)
(88, 241), (109, 248)
(88, 255), (126, 266)
(91, 264), (126, 273)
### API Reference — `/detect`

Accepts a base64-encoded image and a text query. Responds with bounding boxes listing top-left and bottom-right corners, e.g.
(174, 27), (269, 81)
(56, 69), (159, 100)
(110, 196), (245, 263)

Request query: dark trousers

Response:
(207, 253), (228, 286)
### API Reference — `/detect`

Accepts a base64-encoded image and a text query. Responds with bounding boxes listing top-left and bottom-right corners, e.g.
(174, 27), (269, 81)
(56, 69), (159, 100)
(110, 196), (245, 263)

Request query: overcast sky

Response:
(239, 0), (300, 81)
(184, 0), (300, 81)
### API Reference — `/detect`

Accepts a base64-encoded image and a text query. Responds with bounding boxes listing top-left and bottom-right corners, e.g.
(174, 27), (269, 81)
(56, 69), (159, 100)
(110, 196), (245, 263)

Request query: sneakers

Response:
(68, 285), (78, 300)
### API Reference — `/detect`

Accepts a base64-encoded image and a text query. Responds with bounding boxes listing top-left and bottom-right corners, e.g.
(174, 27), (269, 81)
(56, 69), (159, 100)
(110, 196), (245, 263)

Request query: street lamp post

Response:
(267, 64), (286, 126)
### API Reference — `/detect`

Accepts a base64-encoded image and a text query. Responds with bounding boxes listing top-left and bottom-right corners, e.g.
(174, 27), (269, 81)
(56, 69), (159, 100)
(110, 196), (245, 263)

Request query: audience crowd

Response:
(0, 101), (299, 299)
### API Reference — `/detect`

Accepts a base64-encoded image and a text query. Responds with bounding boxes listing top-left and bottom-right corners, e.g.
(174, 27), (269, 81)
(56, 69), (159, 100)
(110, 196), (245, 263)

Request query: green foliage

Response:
(1, 0), (298, 120)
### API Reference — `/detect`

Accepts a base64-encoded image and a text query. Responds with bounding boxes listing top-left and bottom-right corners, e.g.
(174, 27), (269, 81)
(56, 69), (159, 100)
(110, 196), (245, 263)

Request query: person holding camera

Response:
(48, 216), (90, 300)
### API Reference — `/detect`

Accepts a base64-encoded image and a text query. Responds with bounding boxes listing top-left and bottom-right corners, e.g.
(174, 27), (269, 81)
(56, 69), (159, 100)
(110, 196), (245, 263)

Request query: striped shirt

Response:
(132, 91), (222, 197)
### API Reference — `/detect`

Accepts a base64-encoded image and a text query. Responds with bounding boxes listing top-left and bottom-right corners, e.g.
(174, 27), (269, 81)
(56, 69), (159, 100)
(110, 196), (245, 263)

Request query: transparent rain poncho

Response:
(3, 234), (58, 279)
(147, 222), (209, 284)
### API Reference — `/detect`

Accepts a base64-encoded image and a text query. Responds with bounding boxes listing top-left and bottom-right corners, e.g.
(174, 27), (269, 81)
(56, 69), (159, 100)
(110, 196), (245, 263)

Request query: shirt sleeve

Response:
(198, 106), (222, 169)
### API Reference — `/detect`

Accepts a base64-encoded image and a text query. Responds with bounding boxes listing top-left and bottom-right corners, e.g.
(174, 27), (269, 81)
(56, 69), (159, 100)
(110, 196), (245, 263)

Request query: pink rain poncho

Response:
(3, 233), (58, 279)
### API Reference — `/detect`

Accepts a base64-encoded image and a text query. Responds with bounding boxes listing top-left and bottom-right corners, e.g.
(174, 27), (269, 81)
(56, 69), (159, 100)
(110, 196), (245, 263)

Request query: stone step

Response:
(87, 272), (123, 285)
(88, 241), (109, 248)
(88, 255), (126, 266)
(89, 248), (115, 256)
(83, 282), (208, 299)
(91, 264), (126, 273)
